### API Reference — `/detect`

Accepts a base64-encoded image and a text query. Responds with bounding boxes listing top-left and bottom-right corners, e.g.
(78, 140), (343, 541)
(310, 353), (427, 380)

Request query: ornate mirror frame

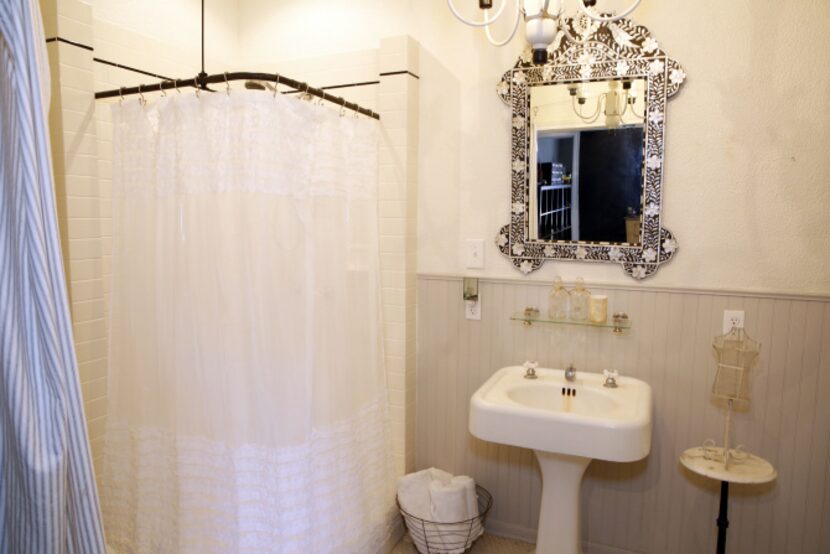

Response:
(495, 16), (686, 279)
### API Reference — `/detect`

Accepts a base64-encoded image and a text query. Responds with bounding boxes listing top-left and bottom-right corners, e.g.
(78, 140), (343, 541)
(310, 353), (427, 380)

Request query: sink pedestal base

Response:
(533, 451), (592, 554)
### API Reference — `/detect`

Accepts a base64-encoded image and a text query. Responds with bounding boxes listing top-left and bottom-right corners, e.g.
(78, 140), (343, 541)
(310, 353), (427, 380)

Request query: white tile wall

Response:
(378, 36), (420, 476)
(43, 0), (110, 470)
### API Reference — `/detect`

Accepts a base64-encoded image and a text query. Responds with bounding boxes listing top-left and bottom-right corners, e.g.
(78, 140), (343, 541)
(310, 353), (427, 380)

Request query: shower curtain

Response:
(103, 92), (396, 553)
(0, 0), (106, 552)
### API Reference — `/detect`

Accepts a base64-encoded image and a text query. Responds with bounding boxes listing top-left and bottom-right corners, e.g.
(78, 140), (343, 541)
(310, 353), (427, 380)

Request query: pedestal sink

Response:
(469, 365), (652, 554)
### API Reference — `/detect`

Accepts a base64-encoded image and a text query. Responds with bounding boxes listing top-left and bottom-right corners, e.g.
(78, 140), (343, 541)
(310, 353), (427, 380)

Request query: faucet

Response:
(564, 364), (576, 382)
(603, 369), (619, 388)
(523, 360), (539, 380)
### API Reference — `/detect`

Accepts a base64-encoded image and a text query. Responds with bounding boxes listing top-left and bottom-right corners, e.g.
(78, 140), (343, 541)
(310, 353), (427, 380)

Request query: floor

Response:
(392, 533), (534, 553)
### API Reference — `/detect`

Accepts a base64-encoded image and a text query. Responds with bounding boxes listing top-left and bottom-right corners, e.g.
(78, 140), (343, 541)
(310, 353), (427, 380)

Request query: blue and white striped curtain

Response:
(0, 1), (106, 552)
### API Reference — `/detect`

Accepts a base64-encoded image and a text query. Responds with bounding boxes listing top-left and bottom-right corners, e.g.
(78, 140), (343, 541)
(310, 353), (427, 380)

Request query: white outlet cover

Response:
(466, 299), (481, 320)
(464, 239), (485, 269)
(723, 310), (745, 334)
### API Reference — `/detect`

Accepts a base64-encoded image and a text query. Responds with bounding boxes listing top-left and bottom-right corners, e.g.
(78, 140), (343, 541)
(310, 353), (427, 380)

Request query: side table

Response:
(680, 447), (777, 554)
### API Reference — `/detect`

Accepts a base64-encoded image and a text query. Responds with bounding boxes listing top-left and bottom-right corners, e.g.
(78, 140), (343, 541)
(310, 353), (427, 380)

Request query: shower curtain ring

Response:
(160, 81), (167, 97)
(194, 74), (201, 97)
(174, 79), (181, 94)
(138, 84), (146, 106)
(273, 73), (279, 98)
(224, 72), (231, 95)
(339, 97), (346, 117)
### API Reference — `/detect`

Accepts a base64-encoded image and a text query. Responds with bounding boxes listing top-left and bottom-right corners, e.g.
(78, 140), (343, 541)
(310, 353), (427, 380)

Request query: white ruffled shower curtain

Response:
(102, 92), (396, 553)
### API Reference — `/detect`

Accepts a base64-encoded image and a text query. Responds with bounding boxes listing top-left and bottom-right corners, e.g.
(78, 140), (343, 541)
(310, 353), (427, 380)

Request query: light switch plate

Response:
(723, 310), (745, 333)
(464, 239), (485, 269)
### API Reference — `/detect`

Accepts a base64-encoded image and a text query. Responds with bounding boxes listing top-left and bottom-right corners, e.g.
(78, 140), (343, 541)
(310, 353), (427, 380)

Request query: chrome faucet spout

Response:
(564, 364), (576, 382)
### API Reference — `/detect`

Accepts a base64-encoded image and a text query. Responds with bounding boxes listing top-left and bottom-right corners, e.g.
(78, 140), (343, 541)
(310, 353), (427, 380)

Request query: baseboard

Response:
(583, 542), (641, 554)
(484, 519), (537, 543)
(485, 520), (641, 554)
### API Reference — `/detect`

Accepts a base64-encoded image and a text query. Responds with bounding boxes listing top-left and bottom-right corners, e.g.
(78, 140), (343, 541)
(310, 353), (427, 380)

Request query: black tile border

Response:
(379, 70), (420, 80)
(45, 36), (93, 51)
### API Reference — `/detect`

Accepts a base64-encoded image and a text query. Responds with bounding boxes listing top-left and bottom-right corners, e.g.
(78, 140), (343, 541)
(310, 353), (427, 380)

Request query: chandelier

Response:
(448, 0), (643, 64)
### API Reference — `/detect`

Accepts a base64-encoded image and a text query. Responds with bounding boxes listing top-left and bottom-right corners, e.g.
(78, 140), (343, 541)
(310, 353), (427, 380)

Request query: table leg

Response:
(716, 480), (729, 554)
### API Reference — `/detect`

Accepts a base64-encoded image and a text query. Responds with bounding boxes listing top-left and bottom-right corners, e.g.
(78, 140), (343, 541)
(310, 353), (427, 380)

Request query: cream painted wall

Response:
(236, 0), (830, 295)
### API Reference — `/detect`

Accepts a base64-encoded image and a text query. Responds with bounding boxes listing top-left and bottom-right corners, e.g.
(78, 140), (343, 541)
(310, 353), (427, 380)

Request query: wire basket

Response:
(397, 485), (493, 554)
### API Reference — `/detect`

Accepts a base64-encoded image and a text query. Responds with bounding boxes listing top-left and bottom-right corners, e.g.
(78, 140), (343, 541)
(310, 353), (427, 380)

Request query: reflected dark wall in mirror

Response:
(578, 127), (643, 243)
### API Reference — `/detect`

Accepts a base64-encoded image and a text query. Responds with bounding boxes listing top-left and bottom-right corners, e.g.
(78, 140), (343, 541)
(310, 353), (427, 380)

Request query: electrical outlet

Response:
(464, 239), (485, 269)
(465, 299), (481, 321)
(723, 310), (745, 333)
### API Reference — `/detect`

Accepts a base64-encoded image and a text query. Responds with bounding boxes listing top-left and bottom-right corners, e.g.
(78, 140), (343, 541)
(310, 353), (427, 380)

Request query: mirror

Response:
(529, 78), (646, 244)
(495, 16), (686, 279)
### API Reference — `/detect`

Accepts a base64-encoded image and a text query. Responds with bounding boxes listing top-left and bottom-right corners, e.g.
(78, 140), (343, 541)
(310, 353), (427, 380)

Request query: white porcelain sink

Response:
(470, 365), (651, 462)
(469, 365), (652, 554)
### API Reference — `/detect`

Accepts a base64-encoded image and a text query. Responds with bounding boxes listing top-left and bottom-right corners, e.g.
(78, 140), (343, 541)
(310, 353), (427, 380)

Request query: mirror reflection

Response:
(529, 78), (647, 244)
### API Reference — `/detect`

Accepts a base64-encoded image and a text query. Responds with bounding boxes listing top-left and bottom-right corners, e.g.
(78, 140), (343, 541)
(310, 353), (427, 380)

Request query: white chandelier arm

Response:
(447, 0), (510, 27)
(524, 0), (556, 21)
(572, 95), (601, 123)
(484, 0), (523, 46)
(630, 101), (645, 120)
(577, 0), (642, 23)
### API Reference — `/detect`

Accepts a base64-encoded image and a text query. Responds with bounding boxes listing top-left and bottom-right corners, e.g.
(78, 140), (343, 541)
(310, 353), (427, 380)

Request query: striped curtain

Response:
(0, 1), (106, 552)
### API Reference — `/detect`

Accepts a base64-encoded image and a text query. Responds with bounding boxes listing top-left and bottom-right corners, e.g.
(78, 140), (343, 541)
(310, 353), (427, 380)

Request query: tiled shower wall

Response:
(42, 0), (108, 469)
(416, 274), (830, 554)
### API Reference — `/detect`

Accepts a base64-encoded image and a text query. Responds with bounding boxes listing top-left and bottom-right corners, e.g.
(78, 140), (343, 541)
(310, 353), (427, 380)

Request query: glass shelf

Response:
(510, 311), (631, 333)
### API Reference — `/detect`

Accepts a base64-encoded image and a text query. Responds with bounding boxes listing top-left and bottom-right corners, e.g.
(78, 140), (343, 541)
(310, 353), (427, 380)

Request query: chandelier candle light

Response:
(568, 79), (644, 128)
(448, 0), (644, 63)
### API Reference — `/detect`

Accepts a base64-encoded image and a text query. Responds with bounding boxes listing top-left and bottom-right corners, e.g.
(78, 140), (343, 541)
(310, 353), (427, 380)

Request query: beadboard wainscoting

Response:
(415, 275), (830, 554)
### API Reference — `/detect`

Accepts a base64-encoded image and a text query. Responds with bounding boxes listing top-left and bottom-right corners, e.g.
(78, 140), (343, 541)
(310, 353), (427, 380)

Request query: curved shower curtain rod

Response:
(95, 73), (380, 120)
(93, 0), (380, 120)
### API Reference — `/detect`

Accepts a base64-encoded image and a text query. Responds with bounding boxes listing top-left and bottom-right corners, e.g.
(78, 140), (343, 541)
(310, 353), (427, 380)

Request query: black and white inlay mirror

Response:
(495, 15), (685, 279)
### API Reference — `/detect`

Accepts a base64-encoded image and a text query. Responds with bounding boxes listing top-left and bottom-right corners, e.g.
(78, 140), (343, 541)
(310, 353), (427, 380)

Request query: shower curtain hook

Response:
(339, 97), (346, 117)
(194, 74), (201, 97)
(138, 84), (146, 106)
(224, 72), (231, 95)
(273, 74), (279, 98)
(119, 87), (124, 105)
(160, 81), (167, 97)
(174, 79), (181, 94)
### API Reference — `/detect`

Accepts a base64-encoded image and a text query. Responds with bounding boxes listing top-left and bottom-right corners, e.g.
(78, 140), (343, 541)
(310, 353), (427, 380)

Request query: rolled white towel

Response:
(429, 477), (481, 554)
(430, 479), (471, 523)
(451, 476), (483, 540)
(398, 467), (453, 520)
(451, 476), (479, 520)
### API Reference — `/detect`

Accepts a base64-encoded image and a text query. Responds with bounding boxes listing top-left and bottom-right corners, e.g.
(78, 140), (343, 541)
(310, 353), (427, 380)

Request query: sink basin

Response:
(469, 365), (652, 554)
(470, 365), (651, 462)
